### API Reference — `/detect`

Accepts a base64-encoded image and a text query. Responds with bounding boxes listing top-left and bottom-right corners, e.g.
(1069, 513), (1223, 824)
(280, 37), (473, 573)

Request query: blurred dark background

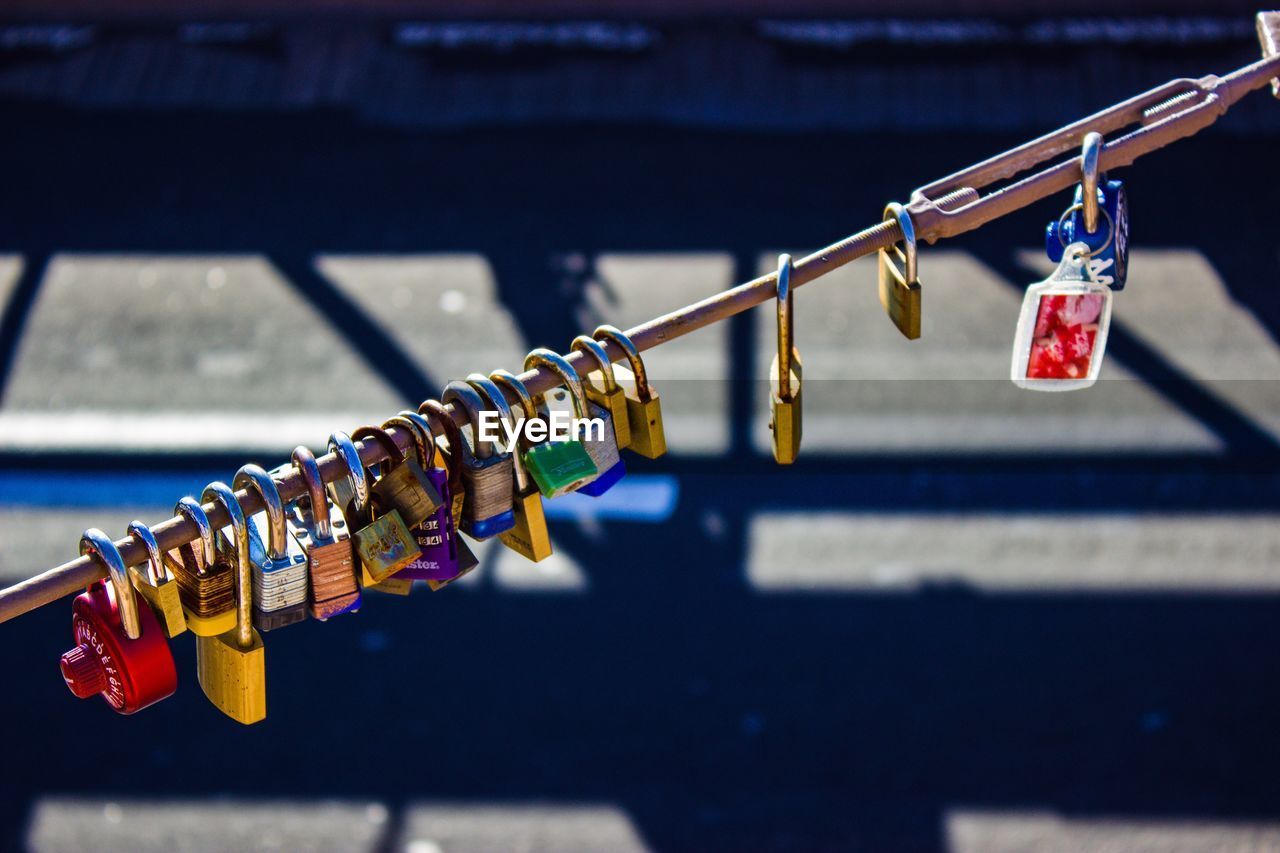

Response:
(1, 2), (1279, 851)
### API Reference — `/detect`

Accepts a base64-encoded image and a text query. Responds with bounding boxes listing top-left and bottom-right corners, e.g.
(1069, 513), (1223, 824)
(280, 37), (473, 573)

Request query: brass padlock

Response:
(878, 202), (922, 340)
(125, 520), (186, 638)
(593, 325), (667, 459)
(769, 253), (802, 465)
(169, 497), (236, 637)
(570, 335), (632, 450)
(330, 431), (420, 585)
(196, 481), (266, 725)
(353, 424), (442, 529)
(472, 372), (553, 563)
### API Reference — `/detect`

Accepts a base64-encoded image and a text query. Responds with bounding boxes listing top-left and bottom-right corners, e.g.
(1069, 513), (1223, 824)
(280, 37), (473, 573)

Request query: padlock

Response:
(421, 400), (469, 530)
(526, 348), (625, 497)
(355, 423), (442, 529)
(234, 463), (308, 632)
(592, 325), (667, 459)
(169, 496), (237, 637)
(291, 445), (361, 620)
(390, 410), (469, 586)
(471, 373), (553, 563)
(60, 528), (177, 714)
(570, 334), (632, 450)
(125, 520), (186, 638)
(1012, 240), (1113, 391)
(493, 368), (597, 498)
(769, 253), (803, 464)
(336, 428), (421, 583)
(1044, 132), (1129, 290)
(442, 380), (517, 540)
(195, 482), (267, 725)
(878, 202), (922, 339)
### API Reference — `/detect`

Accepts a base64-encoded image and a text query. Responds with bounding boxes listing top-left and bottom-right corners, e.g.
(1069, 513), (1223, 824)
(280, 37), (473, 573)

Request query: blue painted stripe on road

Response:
(0, 470), (680, 522)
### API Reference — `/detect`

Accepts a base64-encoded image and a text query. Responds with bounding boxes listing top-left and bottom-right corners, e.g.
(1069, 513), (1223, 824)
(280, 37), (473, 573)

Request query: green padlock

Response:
(491, 368), (597, 498)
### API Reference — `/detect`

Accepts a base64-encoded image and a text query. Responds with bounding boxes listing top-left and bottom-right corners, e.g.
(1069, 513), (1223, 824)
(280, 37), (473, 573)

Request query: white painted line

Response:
(27, 797), (388, 853)
(747, 512), (1280, 592)
(946, 808), (1280, 853)
(401, 801), (650, 852)
(0, 411), (386, 453)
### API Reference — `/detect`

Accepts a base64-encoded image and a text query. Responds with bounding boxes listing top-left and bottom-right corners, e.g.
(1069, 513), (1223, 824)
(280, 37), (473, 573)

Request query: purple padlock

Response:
(395, 465), (461, 582)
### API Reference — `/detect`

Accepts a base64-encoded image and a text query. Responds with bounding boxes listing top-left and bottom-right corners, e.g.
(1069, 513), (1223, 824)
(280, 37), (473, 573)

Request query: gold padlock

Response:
(769, 252), (802, 465)
(570, 335), (632, 450)
(878, 202), (922, 340)
(331, 431), (420, 584)
(196, 481), (266, 725)
(592, 325), (667, 459)
(477, 371), (553, 563)
(125, 520), (186, 638)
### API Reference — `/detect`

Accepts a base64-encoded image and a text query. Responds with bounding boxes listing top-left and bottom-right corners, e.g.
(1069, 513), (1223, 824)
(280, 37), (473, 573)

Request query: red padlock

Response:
(60, 528), (178, 714)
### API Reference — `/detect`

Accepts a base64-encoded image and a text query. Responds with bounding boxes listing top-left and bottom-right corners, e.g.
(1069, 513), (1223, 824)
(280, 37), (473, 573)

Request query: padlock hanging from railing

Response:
(2, 12), (1279, 628)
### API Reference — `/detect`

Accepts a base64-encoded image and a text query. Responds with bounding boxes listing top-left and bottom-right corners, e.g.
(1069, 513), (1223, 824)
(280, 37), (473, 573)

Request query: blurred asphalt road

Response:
(1, 27), (1280, 852)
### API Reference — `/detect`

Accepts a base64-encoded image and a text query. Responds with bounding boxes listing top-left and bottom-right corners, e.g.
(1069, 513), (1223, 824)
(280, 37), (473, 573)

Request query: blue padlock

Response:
(1045, 177), (1129, 290)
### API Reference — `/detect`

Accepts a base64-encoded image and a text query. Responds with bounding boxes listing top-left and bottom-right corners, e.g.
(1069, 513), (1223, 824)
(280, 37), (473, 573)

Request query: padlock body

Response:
(878, 244), (922, 340)
(624, 394), (666, 459)
(769, 353), (803, 465)
(523, 440), (597, 497)
(577, 402), (624, 497)
(253, 601), (308, 632)
(130, 568), (187, 638)
(365, 573), (414, 595)
(585, 384), (632, 450)
(459, 452), (516, 539)
(460, 507), (516, 539)
(167, 544), (236, 637)
(289, 502), (360, 620)
(248, 511), (309, 621)
(371, 459), (442, 529)
(499, 487), (553, 562)
(1045, 179), (1129, 290)
(426, 535), (479, 591)
(397, 466), (461, 582)
(196, 626), (266, 725)
(63, 581), (177, 714)
(354, 509), (422, 582)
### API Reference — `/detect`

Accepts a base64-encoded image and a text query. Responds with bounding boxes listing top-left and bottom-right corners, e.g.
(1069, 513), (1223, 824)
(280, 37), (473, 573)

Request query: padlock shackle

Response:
(442, 380), (496, 460)
(351, 425), (406, 473)
(232, 464), (289, 562)
(774, 253), (795, 401)
(469, 374), (527, 490)
(570, 335), (619, 393)
(202, 481), (253, 649)
(80, 528), (142, 641)
(387, 411), (441, 472)
(174, 497), (217, 575)
(490, 369), (541, 422)
(881, 204), (917, 285)
(291, 446), (333, 542)
(419, 400), (467, 494)
(125, 520), (168, 588)
(1079, 132), (1103, 234)
(592, 325), (654, 403)
(524, 348), (590, 422)
(327, 432), (370, 514)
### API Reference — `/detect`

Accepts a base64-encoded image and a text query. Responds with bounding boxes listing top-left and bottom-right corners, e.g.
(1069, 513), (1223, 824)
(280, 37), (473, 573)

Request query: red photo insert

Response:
(1026, 293), (1104, 380)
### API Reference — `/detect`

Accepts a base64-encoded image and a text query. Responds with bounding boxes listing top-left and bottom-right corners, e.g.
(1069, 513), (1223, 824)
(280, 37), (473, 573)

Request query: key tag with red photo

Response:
(1011, 239), (1113, 391)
